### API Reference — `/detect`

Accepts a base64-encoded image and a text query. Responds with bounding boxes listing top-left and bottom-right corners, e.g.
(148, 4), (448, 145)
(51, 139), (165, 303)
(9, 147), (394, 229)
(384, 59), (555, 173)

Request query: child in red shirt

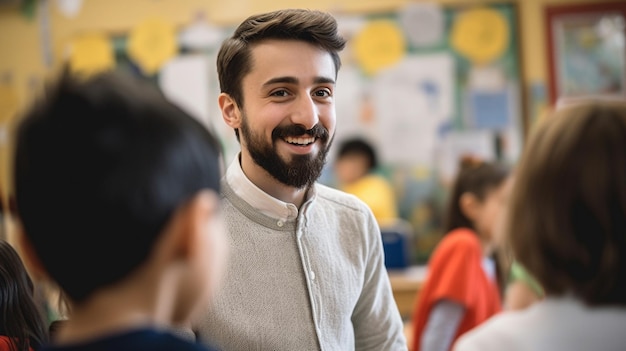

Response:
(411, 158), (512, 351)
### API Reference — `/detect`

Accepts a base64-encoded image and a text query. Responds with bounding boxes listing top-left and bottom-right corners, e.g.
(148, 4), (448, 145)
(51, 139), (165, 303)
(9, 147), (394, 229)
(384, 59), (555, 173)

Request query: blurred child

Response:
(411, 158), (511, 351)
(334, 137), (399, 226)
(13, 70), (227, 351)
(0, 240), (48, 351)
(454, 101), (626, 350)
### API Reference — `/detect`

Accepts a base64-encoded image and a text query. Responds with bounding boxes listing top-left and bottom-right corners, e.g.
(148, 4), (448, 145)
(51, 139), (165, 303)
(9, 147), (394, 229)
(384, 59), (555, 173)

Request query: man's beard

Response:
(239, 114), (332, 189)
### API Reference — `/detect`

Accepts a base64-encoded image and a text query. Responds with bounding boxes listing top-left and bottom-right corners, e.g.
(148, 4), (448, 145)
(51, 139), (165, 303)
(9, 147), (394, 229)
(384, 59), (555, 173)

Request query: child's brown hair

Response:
(509, 101), (626, 306)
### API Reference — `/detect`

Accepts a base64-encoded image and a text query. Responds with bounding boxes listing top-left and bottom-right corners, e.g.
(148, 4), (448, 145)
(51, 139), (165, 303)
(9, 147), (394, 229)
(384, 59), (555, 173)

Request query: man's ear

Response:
(459, 192), (479, 222)
(16, 222), (49, 281)
(218, 93), (242, 130)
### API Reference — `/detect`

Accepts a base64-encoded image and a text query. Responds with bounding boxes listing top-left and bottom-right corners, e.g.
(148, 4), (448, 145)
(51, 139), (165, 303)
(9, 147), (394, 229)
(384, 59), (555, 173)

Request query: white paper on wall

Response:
(371, 53), (455, 166)
(55, 0), (83, 18)
(334, 66), (370, 146)
(435, 129), (496, 185)
(159, 53), (242, 164)
(398, 2), (445, 48)
(158, 54), (211, 127)
(178, 19), (224, 51)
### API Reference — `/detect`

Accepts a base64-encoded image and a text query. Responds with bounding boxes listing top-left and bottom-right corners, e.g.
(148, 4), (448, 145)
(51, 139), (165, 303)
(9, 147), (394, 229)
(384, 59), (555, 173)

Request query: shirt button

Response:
(310, 271), (316, 280)
(277, 220), (284, 227)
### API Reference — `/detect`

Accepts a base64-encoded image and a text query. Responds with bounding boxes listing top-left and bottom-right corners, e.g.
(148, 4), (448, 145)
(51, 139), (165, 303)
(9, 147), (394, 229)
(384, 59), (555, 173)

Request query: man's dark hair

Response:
(14, 70), (223, 303)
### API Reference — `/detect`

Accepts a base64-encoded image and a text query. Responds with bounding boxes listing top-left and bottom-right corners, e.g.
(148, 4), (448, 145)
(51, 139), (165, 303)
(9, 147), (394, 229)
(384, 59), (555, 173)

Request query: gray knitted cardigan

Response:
(194, 180), (407, 351)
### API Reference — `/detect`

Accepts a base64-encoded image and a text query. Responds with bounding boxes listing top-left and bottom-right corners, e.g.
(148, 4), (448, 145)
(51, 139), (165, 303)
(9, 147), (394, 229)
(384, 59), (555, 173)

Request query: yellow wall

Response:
(0, 0), (622, 217)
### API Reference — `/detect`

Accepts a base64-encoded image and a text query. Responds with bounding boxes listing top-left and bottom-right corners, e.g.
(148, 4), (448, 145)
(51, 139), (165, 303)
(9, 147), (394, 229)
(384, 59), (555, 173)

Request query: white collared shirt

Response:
(225, 154), (299, 223)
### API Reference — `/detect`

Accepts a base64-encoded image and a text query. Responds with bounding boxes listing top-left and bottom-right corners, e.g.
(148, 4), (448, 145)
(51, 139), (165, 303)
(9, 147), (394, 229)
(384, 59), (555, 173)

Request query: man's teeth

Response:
(284, 136), (315, 145)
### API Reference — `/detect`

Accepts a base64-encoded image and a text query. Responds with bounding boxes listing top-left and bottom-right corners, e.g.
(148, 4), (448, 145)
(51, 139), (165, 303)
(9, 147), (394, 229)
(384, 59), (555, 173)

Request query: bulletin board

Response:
(64, 2), (524, 263)
(325, 2), (524, 262)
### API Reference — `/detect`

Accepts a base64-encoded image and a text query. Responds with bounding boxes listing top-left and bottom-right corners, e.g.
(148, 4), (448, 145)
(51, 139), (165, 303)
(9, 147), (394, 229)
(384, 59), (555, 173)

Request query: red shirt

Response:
(0, 336), (35, 351)
(411, 228), (502, 351)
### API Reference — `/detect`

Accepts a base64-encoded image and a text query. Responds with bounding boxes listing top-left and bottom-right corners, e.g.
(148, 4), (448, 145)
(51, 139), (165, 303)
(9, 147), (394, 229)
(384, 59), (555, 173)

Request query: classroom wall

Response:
(3, 0), (623, 109)
(0, 0), (622, 243)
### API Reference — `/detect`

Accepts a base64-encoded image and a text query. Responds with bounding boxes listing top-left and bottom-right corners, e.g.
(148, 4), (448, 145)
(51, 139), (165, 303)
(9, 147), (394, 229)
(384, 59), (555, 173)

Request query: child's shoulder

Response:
(429, 228), (482, 264)
(439, 228), (481, 250)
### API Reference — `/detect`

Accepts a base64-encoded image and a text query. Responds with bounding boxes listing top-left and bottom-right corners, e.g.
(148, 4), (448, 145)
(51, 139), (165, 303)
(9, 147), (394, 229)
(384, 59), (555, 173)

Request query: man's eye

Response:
(271, 90), (289, 97)
(314, 89), (331, 97)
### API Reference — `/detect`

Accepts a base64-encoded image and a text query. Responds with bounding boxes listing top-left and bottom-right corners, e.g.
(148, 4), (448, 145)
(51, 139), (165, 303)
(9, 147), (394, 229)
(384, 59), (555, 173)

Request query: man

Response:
(193, 8), (407, 350)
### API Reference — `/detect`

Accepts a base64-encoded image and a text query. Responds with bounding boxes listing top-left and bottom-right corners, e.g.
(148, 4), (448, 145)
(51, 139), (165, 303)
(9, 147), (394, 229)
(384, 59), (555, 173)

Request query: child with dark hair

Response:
(411, 158), (512, 351)
(334, 137), (399, 226)
(454, 101), (626, 350)
(0, 240), (48, 351)
(13, 70), (227, 351)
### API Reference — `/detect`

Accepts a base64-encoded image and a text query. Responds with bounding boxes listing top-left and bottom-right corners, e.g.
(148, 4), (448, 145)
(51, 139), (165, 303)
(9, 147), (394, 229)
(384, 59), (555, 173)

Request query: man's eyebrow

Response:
(263, 76), (298, 87)
(262, 76), (336, 87)
(314, 77), (336, 85)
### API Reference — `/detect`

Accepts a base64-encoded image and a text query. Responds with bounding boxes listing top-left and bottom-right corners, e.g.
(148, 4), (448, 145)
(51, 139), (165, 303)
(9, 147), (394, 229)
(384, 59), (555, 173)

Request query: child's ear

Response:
(16, 222), (49, 281)
(459, 192), (479, 221)
(170, 190), (219, 260)
(218, 93), (242, 130)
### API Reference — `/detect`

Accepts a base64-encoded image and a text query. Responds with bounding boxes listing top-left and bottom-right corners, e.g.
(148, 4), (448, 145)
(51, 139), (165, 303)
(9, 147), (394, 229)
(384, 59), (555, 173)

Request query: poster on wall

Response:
(546, 2), (626, 106)
(372, 53), (454, 166)
(328, 3), (523, 262)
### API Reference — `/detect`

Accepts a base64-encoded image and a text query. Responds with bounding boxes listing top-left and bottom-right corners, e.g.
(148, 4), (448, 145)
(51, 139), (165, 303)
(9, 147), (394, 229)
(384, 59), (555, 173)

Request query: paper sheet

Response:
(450, 7), (509, 64)
(68, 33), (114, 76)
(158, 55), (211, 127)
(436, 129), (496, 185)
(371, 53), (455, 166)
(353, 19), (406, 76)
(128, 17), (178, 75)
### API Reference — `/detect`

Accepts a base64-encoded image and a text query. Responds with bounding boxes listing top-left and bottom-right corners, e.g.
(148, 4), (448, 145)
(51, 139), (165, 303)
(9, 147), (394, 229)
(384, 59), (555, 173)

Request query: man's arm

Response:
(352, 212), (408, 351)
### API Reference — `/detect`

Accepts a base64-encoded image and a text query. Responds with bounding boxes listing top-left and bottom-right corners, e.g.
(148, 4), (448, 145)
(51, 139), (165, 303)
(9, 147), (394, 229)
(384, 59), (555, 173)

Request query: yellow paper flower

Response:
(450, 8), (509, 65)
(69, 33), (114, 76)
(353, 20), (406, 76)
(127, 17), (178, 75)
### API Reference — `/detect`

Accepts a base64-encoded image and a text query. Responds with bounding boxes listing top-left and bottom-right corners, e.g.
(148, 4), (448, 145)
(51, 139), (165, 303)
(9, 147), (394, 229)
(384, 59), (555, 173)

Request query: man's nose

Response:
(290, 95), (319, 131)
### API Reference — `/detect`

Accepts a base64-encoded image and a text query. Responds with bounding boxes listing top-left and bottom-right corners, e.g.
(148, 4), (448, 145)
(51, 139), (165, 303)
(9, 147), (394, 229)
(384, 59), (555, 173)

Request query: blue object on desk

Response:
(381, 221), (413, 269)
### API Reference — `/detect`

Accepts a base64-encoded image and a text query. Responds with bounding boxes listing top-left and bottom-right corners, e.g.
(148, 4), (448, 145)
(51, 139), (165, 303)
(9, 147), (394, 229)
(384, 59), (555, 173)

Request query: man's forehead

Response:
(246, 40), (336, 79)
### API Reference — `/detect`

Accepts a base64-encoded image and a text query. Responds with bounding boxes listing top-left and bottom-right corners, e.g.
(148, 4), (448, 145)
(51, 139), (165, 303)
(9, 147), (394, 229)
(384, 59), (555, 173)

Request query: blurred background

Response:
(0, 0), (624, 265)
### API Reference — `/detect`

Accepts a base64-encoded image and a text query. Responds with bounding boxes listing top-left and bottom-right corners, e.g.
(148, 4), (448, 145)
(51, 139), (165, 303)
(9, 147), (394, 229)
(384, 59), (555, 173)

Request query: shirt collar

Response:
(225, 154), (299, 221)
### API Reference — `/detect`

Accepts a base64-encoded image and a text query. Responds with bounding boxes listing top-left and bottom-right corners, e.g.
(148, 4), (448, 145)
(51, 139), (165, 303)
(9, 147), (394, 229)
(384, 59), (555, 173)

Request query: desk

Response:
(388, 265), (427, 320)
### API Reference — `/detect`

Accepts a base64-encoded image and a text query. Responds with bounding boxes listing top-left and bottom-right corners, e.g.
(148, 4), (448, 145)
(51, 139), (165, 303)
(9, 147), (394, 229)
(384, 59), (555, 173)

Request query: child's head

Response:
(334, 137), (378, 185)
(508, 101), (626, 306)
(14, 70), (227, 323)
(0, 239), (48, 350)
(444, 157), (511, 241)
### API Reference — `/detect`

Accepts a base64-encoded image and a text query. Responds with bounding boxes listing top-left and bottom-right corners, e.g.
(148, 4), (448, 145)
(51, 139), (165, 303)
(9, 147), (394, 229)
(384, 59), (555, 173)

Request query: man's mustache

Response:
(272, 124), (329, 141)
